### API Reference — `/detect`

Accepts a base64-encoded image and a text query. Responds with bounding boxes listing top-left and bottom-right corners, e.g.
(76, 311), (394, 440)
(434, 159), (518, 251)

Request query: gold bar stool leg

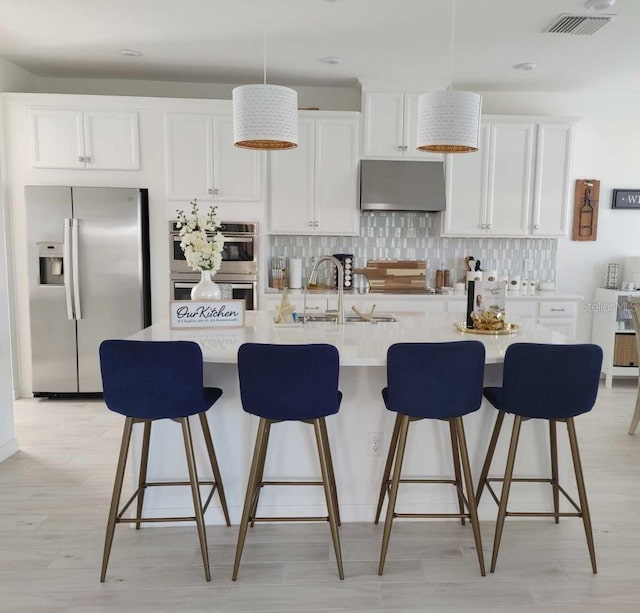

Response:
(475, 410), (505, 505)
(181, 416), (211, 582)
(549, 419), (560, 524)
(249, 421), (271, 528)
(455, 417), (486, 576)
(375, 413), (402, 525)
(314, 419), (344, 580)
(135, 420), (152, 530)
(378, 414), (410, 576)
(566, 418), (597, 574)
(449, 419), (466, 526)
(101, 417), (134, 582)
(490, 415), (522, 574)
(233, 418), (268, 581)
(319, 417), (341, 527)
(198, 413), (231, 527)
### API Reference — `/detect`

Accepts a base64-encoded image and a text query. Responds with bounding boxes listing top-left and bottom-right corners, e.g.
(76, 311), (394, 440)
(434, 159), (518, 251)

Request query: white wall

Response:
(480, 91), (640, 341)
(35, 76), (360, 111)
(0, 57), (37, 93)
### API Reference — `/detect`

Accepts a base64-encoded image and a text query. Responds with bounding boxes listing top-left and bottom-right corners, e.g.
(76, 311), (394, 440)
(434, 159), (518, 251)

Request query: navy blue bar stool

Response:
(99, 340), (230, 582)
(376, 341), (486, 576)
(233, 343), (343, 580)
(475, 343), (603, 574)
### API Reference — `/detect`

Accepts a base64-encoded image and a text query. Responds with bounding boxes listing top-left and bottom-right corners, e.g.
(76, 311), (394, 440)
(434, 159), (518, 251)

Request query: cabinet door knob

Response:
(534, 224), (540, 230)
(207, 188), (214, 195)
(481, 224), (486, 229)
(487, 223), (492, 230)
(308, 221), (314, 226)
(213, 188), (219, 195)
(397, 145), (403, 151)
(314, 221), (319, 227)
(78, 156), (85, 163)
(84, 156), (91, 163)
(403, 145), (408, 151)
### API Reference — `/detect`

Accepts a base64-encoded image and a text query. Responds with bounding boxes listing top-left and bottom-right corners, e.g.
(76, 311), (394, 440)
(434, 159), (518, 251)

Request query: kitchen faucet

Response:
(303, 255), (345, 324)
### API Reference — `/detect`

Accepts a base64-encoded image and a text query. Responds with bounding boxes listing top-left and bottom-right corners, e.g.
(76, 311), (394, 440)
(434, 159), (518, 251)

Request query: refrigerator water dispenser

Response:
(38, 242), (64, 286)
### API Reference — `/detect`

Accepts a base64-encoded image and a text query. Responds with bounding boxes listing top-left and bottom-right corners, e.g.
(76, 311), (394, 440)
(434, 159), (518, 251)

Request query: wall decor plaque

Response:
(572, 179), (600, 241)
(612, 189), (640, 209)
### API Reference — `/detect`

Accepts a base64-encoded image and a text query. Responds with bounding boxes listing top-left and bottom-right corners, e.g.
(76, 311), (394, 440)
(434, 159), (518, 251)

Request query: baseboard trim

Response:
(0, 438), (19, 463)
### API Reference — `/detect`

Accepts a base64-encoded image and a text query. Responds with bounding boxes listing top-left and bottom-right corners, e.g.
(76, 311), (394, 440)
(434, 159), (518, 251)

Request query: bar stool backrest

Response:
(501, 343), (603, 419)
(100, 340), (205, 419)
(386, 341), (485, 418)
(237, 343), (340, 420)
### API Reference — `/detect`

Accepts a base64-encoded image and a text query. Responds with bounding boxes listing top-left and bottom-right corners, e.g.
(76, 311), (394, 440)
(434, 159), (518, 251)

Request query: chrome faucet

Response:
(303, 255), (345, 324)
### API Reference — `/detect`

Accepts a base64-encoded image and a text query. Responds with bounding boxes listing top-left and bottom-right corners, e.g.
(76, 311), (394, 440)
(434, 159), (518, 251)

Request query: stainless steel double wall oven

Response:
(169, 221), (258, 309)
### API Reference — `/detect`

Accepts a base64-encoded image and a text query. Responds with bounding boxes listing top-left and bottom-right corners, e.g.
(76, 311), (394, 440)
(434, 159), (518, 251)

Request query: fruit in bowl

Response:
(471, 311), (505, 331)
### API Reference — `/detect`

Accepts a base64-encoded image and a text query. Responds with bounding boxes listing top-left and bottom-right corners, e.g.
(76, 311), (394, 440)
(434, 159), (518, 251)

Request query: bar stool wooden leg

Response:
(475, 410), (505, 505)
(490, 415), (522, 574)
(566, 418), (597, 574)
(181, 417), (210, 582)
(374, 413), (402, 524)
(135, 420), (152, 530)
(319, 417), (341, 527)
(101, 417), (134, 582)
(449, 419), (466, 526)
(549, 419), (560, 524)
(454, 417), (485, 576)
(233, 418), (268, 581)
(378, 414), (410, 576)
(249, 421), (271, 527)
(314, 419), (344, 580)
(198, 413), (231, 527)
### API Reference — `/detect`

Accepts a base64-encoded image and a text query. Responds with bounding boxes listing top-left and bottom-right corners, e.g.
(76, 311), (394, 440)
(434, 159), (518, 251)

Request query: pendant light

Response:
(233, 0), (298, 150)
(416, 0), (482, 153)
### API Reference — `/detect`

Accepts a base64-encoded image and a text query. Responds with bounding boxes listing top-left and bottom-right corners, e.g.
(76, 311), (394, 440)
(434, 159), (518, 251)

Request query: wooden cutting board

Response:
(354, 260), (427, 292)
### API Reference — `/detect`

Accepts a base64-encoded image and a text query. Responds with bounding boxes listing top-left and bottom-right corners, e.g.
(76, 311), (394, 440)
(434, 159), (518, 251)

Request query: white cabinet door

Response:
(269, 118), (315, 233)
(363, 92), (404, 158)
(538, 318), (576, 337)
(532, 122), (574, 237)
(212, 115), (262, 202)
(83, 111), (140, 170)
(165, 113), (214, 202)
(314, 118), (359, 236)
(486, 122), (534, 236)
(402, 93), (444, 162)
(442, 125), (490, 236)
(28, 108), (85, 169)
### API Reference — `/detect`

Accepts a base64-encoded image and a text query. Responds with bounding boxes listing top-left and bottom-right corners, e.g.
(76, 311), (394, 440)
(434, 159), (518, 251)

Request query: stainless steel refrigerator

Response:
(26, 186), (151, 396)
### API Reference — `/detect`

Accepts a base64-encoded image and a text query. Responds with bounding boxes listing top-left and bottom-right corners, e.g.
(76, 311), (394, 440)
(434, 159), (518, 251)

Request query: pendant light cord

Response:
(448, 0), (456, 92)
(263, 0), (267, 85)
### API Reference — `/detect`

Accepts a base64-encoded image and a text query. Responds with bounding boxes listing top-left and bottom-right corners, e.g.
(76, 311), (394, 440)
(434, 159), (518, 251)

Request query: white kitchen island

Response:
(128, 311), (577, 524)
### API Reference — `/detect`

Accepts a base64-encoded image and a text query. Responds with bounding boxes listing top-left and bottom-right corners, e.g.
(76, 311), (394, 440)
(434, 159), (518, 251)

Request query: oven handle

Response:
(174, 282), (254, 290)
(172, 233), (254, 243)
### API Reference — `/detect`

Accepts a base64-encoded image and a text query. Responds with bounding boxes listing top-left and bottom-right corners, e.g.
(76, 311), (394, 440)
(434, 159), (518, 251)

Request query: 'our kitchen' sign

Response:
(170, 300), (245, 329)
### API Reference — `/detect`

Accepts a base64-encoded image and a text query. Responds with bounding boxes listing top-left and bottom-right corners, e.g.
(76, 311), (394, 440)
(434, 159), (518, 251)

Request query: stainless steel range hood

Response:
(360, 160), (446, 212)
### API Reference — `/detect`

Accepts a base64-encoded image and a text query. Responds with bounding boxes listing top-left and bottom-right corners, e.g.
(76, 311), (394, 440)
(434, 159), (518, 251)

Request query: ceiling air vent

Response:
(545, 14), (614, 35)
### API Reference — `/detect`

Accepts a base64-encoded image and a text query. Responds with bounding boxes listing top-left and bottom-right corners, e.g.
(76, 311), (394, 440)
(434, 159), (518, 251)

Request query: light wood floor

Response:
(2, 380), (640, 612)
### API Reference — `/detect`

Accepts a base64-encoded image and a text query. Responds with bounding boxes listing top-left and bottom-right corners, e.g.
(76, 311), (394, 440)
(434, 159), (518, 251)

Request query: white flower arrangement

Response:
(175, 199), (225, 272)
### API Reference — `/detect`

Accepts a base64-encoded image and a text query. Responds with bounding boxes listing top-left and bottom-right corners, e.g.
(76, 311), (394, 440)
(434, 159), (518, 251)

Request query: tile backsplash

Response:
(270, 212), (557, 287)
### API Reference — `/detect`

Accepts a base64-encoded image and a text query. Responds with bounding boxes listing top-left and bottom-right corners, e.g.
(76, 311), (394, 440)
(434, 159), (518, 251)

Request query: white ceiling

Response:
(0, 0), (639, 93)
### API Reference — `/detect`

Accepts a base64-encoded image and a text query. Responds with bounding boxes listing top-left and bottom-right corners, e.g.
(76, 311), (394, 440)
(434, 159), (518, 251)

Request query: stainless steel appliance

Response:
(169, 221), (258, 309)
(360, 160), (447, 211)
(26, 186), (151, 397)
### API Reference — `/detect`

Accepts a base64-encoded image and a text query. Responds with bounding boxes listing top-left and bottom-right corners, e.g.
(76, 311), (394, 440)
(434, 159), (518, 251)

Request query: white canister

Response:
(528, 280), (537, 296)
(508, 275), (521, 292)
(288, 258), (303, 289)
(484, 269), (498, 283)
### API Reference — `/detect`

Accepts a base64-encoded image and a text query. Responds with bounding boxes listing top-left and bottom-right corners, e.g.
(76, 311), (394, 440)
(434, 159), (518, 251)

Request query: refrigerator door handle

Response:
(71, 218), (82, 320)
(63, 218), (75, 320)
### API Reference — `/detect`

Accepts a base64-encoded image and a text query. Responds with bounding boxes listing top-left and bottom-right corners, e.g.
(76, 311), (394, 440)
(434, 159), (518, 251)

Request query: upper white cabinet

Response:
(362, 92), (442, 161)
(165, 112), (262, 202)
(443, 115), (575, 237)
(28, 108), (140, 170)
(269, 112), (359, 236)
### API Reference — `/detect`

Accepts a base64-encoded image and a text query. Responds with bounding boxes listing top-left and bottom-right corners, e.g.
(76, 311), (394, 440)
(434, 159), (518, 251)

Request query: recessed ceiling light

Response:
(514, 62), (537, 71)
(120, 48), (142, 57)
(584, 0), (616, 10)
(319, 56), (342, 65)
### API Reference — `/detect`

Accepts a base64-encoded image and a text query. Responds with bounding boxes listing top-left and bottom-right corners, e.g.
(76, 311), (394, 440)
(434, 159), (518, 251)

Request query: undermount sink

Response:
(299, 312), (398, 323)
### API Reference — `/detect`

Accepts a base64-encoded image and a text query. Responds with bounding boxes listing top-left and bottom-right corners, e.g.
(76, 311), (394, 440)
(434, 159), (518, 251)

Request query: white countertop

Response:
(130, 310), (573, 367)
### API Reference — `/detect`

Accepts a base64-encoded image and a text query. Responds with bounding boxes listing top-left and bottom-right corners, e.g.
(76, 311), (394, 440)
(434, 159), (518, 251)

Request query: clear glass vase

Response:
(190, 269), (221, 301)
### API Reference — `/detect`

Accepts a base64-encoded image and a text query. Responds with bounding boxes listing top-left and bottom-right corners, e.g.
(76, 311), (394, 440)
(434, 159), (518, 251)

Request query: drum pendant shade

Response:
(233, 84), (299, 150)
(416, 90), (482, 153)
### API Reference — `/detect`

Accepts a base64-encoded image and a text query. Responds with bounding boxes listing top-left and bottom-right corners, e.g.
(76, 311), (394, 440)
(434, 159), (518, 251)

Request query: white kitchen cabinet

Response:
(591, 288), (639, 388)
(165, 112), (262, 202)
(28, 108), (140, 170)
(362, 92), (442, 161)
(269, 112), (359, 236)
(443, 116), (575, 238)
